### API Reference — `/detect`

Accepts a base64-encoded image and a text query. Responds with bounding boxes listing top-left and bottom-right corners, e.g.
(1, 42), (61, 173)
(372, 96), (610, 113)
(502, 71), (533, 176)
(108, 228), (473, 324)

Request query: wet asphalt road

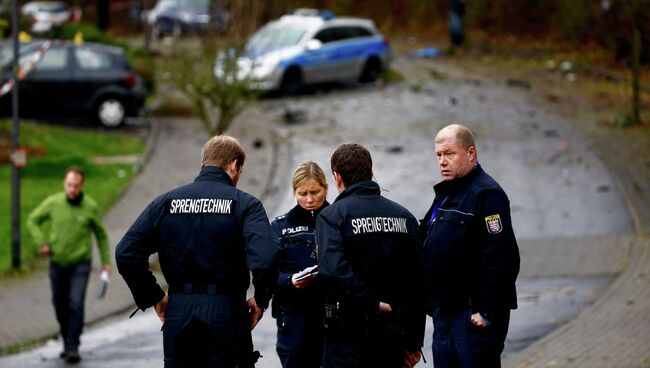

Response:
(0, 56), (632, 367)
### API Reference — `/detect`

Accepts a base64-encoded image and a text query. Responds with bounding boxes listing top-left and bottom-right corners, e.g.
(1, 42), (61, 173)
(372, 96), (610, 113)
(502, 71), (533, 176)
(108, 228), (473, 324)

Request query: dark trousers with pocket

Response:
(431, 306), (510, 368)
(162, 292), (252, 368)
(321, 311), (407, 368)
(276, 311), (323, 368)
(49, 260), (91, 353)
(322, 333), (405, 368)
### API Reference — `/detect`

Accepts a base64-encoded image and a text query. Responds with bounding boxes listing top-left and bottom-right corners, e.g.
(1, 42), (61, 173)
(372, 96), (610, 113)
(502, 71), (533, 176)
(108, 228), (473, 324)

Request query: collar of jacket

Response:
(194, 166), (234, 186)
(334, 180), (380, 203)
(66, 191), (84, 206)
(287, 201), (329, 224)
(433, 163), (483, 196)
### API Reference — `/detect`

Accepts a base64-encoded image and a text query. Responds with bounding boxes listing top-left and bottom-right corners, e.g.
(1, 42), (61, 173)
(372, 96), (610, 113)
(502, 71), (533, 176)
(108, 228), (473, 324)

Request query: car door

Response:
(335, 26), (376, 79)
(21, 45), (73, 115)
(70, 46), (122, 110)
(302, 27), (346, 84)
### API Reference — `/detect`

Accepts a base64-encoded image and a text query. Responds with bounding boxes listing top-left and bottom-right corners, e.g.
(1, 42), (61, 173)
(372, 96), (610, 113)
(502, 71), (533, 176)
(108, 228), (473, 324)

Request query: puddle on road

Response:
(414, 275), (612, 365)
(505, 275), (611, 356)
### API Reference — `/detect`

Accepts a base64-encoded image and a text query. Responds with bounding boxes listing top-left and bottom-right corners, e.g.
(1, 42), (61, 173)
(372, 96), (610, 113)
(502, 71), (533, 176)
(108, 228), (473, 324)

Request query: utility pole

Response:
(10, 0), (20, 269)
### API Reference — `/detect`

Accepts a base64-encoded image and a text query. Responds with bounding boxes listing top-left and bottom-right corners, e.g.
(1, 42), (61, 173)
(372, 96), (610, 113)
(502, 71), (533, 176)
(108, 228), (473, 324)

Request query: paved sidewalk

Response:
(0, 116), (290, 352)
(505, 236), (650, 368)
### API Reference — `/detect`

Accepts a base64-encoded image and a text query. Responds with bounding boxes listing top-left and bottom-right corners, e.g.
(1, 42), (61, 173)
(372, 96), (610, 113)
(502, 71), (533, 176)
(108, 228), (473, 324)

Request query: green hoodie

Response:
(27, 192), (110, 267)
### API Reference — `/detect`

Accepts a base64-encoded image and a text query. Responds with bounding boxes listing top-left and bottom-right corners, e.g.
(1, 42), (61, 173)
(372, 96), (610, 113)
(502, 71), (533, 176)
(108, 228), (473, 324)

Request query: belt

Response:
(169, 283), (221, 295)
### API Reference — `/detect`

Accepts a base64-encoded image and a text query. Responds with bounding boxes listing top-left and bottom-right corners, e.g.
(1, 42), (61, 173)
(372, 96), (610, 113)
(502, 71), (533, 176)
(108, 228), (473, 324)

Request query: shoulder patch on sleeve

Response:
(485, 214), (502, 234)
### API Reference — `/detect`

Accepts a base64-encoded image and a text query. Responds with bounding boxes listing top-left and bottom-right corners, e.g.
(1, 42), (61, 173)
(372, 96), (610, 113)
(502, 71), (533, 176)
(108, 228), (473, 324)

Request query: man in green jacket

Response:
(28, 167), (111, 364)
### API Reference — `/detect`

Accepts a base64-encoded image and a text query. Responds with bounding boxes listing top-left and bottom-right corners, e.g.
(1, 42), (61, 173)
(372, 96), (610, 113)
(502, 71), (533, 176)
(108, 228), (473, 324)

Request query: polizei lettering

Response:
(350, 217), (408, 235)
(282, 226), (309, 235)
(169, 198), (233, 214)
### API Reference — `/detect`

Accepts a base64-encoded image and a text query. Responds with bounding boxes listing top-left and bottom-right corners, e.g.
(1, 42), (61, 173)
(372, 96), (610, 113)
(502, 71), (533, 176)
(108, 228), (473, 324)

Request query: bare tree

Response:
(97, 0), (109, 31)
(159, 40), (258, 136)
(631, 4), (642, 125)
(618, 0), (647, 125)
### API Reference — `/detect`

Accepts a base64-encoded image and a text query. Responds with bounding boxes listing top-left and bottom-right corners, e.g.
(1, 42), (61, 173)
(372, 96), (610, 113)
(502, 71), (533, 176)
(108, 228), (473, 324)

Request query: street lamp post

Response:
(10, 0), (20, 269)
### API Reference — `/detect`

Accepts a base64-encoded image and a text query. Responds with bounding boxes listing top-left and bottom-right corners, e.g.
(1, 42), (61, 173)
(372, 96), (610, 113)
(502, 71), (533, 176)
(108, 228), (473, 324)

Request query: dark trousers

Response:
(49, 260), (91, 352)
(162, 293), (252, 368)
(276, 312), (323, 368)
(432, 307), (510, 368)
(322, 332), (405, 368)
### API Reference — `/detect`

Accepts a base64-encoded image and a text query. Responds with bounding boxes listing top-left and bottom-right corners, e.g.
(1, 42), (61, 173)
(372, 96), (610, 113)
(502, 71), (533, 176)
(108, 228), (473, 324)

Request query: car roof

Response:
(23, 1), (68, 9)
(1, 40), (125, 55)
(274, 12), (377, 32)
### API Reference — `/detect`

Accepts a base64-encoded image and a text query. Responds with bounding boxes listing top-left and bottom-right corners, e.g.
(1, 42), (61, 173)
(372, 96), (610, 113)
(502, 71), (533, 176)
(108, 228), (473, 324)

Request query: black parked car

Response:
(0, 40), (146, 127)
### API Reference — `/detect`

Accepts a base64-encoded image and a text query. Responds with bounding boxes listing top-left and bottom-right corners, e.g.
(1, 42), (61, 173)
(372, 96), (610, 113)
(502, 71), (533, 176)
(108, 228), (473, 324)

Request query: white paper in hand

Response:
(96, 270), (109, 300)
(294, 265), (319, 281)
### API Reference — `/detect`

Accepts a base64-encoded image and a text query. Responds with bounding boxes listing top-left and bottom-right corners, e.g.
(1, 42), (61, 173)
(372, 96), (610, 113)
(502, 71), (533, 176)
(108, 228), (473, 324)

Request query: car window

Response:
(0, 42), (46, 69)
(35, 47), (68, 71)
(75, 48), (113, 70)
(314, 28), (337, 43)
(177, 0), (209, 11)
(38, 2), (68, 12)
(246, 25), (306, 50)
(343, 26), (373, 39)
(154, 0), (177, 11)
(316, 26), (373, 43)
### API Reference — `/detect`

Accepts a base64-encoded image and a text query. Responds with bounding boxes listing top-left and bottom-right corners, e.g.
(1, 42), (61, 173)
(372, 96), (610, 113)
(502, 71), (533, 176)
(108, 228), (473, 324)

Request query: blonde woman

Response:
(271, 161), (329, 368)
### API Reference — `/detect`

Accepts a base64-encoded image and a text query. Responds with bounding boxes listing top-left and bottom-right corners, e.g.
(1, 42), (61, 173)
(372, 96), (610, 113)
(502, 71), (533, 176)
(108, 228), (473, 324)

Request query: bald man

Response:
(421, 124), (520, 367)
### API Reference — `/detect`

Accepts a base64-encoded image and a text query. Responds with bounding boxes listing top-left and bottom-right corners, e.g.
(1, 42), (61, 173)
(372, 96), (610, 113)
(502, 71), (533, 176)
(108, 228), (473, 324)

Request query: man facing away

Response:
(28, 167), (111, 364)
(116, 135), (279, 367)
(317, 143), (425, 368)
(422, 124), (520, 367)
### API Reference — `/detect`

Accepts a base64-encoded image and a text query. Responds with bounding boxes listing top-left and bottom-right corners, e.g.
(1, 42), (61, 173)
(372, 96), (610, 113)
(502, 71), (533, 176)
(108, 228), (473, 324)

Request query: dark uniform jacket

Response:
(316, 180), (425, 351)
(116, 166), (280, 311)
(421, 164), (520, 321)
(270, 202), (328, 316)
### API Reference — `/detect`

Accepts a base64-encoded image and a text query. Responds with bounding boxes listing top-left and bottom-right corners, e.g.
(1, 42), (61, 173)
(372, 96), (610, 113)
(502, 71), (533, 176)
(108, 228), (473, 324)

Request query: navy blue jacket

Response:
(316, 180), (425, 350)
(270, 202), (328, 316)
(116, 166), (280, 310)
(421, 164), (520, 320)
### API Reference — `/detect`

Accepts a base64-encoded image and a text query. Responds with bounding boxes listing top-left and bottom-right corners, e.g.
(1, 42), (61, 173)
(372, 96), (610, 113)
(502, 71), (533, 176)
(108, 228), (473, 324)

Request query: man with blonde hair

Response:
(422, 124), (520, 367)
(117, 135), (279, 367)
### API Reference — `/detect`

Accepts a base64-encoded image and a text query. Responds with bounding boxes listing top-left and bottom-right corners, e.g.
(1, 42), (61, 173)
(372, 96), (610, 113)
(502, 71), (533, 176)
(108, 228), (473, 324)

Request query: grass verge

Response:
(0, 120), (145, 276)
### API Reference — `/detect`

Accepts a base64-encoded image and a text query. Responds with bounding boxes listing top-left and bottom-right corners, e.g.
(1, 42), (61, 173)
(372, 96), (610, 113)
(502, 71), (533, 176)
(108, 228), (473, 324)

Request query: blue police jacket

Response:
(116, 166), (280, 311)
(421, 164), (520, 321)
(270, 202), (328, 316)
(316, 180), (425, 350)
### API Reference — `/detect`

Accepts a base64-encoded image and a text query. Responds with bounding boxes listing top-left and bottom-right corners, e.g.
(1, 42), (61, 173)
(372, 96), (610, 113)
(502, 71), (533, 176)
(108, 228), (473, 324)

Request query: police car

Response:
(214, 9), (390, 93)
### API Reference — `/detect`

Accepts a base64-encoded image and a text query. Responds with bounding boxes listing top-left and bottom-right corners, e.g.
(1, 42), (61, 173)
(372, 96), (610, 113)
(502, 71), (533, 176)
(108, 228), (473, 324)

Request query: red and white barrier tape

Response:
(0, 41), (52, 98)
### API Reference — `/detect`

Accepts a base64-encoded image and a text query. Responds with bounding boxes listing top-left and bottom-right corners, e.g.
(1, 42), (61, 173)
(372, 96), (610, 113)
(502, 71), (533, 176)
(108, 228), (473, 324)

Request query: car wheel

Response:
(96, 98), (126, 128)
(172, 22), (182, 38)
(359, 58), (382, 83)
(152, 22), (163, 39)
(280, 67), (302, 95)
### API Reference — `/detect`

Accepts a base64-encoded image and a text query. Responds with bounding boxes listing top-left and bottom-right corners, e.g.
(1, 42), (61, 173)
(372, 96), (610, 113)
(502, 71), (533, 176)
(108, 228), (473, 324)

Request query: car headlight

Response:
(251, 55), (281, 79)
(181, 12), (192, 22)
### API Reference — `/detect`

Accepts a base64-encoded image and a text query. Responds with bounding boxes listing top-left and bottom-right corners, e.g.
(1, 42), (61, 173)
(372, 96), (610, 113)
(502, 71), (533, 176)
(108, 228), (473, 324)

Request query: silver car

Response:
(22, 1), (77, 34)
(215, 10), (390, 93)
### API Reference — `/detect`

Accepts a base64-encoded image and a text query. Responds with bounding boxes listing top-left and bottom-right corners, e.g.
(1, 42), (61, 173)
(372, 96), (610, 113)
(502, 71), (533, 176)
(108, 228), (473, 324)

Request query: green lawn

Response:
(0, 121), (146, 275)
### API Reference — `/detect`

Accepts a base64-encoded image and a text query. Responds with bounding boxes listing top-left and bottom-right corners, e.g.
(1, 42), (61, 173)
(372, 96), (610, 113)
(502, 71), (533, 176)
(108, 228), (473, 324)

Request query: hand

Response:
(291, 273), (314, 289)
(101, 264), (112, 275)
(404, 350), (422, 368)
(471, 312), (489, 328)
(38, 244), (50, 257)
(247, 297), (263, 330)
(154, 294), (168, 322)
(378, 301), (392, 313)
